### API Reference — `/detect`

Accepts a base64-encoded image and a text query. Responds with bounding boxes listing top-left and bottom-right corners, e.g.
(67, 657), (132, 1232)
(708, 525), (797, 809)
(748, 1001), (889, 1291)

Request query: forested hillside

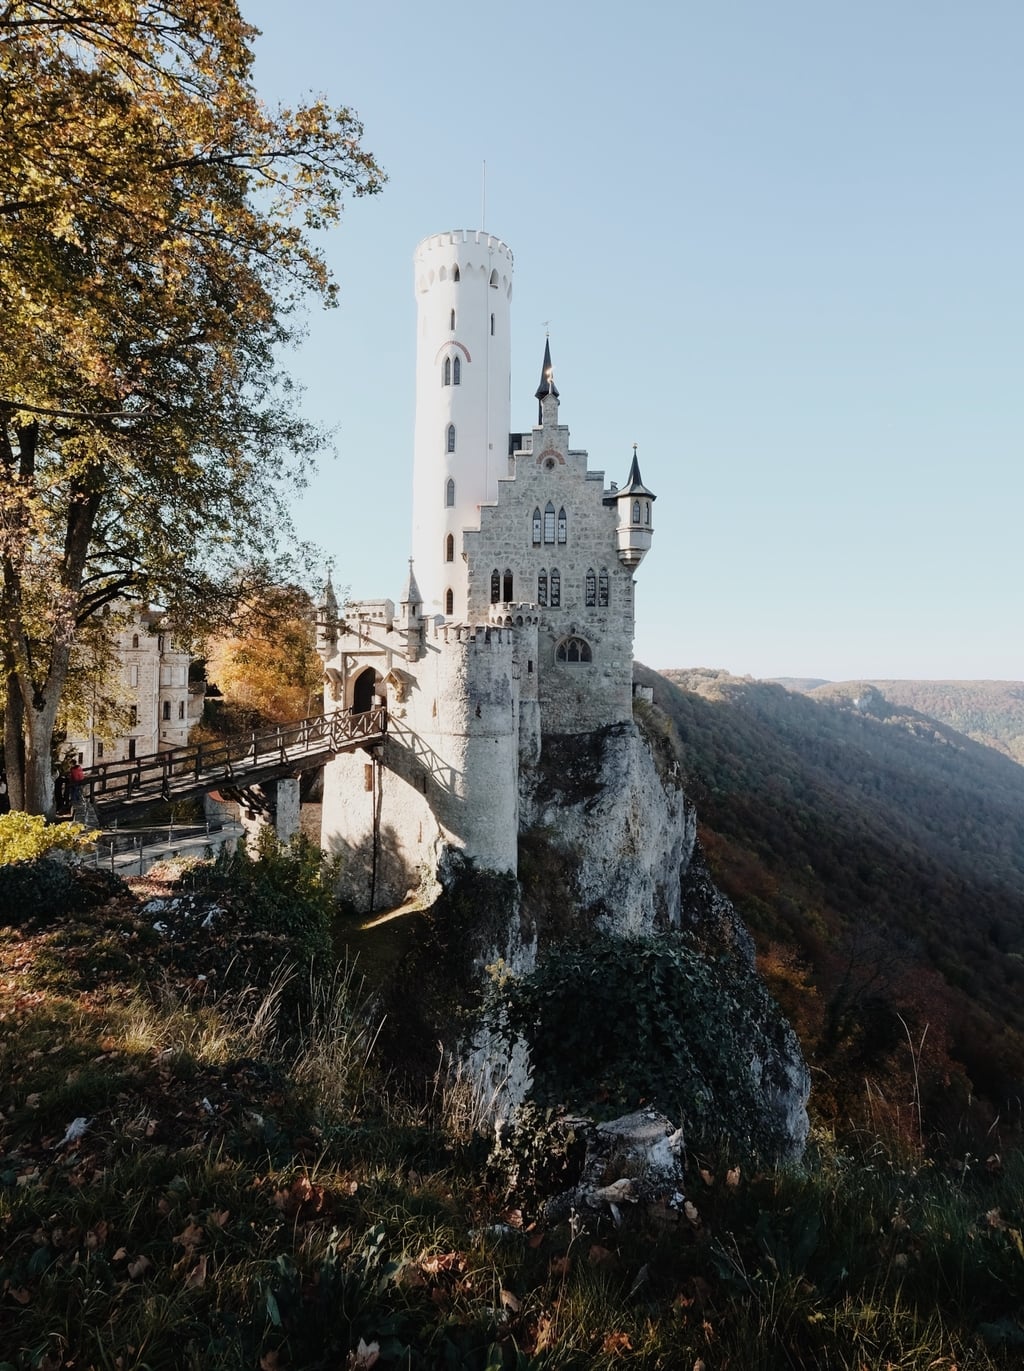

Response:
(640, 665), (1024, 1143)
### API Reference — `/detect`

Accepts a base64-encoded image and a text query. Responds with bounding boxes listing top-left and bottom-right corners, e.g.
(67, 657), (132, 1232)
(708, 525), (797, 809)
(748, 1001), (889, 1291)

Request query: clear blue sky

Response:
(245, 0), (1023, 682)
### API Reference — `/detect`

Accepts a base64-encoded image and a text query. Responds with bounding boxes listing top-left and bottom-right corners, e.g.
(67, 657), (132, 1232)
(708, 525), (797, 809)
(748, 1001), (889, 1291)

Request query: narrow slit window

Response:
(490, 568), (501, 603)
(537, 570), (548, 607)
(162, 700), (171, 721)
(532, 507), (542, 545)
(544, 502), (555, 543)
(450, 308), (456, 330)
(445, 477), (455, 507)
(453, 356), (461, 385)
(445, 588), (454, 616)
(452, 266), (460, 282)
(490, 313), (495, 335)
(557, 508), (567, 543)
(550, 568), (560, 607)
(443, 356), (451, 386)
(445, 533), (455, 562)
(132, 633), (139, 648)
(644, 501), (651, 525)
(598, 569), (609, 606)
(503, 568), (513, 601)
(585, 568), (597, 607)
(178, 700), (185, 720)
(447, 425), (456, 454)
(633, 499), (641, 524)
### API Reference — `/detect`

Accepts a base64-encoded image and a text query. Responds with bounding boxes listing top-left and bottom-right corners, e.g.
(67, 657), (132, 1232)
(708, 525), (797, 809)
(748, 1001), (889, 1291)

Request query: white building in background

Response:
(68, 604), (202, 768)
(317, 229), (656, 910)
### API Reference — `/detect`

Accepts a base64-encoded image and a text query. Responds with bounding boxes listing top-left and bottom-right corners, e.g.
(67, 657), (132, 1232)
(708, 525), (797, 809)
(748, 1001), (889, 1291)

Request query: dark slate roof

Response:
(617, 447), (655, 500)
(535, 338), (560, 403)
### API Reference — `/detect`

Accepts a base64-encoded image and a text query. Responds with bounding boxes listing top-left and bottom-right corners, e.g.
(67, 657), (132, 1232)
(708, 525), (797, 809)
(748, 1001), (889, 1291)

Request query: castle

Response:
(316, 230), (655, 909)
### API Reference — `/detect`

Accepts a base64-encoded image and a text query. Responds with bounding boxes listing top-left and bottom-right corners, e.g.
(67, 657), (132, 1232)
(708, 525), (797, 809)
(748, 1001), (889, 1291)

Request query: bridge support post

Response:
(238, 777), (301, 848)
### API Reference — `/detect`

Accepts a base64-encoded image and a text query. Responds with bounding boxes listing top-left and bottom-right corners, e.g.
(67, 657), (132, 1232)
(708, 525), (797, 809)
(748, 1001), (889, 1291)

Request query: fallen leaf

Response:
(259, 1353), (280, 1371)
(173, 1221), (204, 1252)
(127, 1254), (152, 1279)
(588, 1244), (617, 1267)
(8, 1286), (31, 1305)
(184, 1254), (208, 1288)
(726, 1166), (741, 1188)
(603, 1331), (632, 1353)
(346, 1339), (379, 1369)
(699, 1168), (714, 1187)
(207, 1209), (230, 1229)
(549, 1255), (571, 1278)
(684, 1200), (701, 1227)
(500, 1288), (521, 1312)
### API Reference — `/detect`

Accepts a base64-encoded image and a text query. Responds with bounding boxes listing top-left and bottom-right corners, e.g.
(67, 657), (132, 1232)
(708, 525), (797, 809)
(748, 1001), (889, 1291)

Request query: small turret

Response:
(612, 445), (656, 568)
(398, 558), (424, 662)
(315, 573), (339, 659)
(535, 337), (559, 425)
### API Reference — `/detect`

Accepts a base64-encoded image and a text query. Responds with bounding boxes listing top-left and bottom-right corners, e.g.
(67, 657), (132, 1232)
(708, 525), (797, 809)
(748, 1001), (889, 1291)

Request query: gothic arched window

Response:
(452, 266), (460, 282)
(557, 508), (567, 543)
(598, 568), (610, 607)
(490, 568), (501, 603)
(453, 356), (461, 385)
(633, 499), (641, 524)
(532, 508), (542, 545)
(537, 570), (548, 607)
(585, 568), (597, 607)
(550, 568), (560, 607)
(489, 269), (499, 288)
(503, 568), (513, 601)
(447, 424), (456, 454)
(555, 635), (592, 664)
(443, 356), (451, 386)
(445, 477), (455, 507)
(544, 502), (555, 544)
(445, 588), (454, 616)
(445, 534), (454, 563)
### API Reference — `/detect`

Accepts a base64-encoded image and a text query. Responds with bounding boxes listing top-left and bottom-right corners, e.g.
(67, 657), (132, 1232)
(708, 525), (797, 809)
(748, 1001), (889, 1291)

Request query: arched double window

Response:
(443, 356), (451, 386)
(490, 568), (501, 603)
(544, 502), (556, 544)
(557, 508), (567, 543)
(550, 568), (561, 607)
(445, 588), (454, 616)
(453, 356), (461, 385)
(532, 507), (542, 545)
(598, 568), (610, 607)
(503, 568), (513, 601)
(445, 534), (455, 563)
(445, 477), (455, 507)
(585, 568), (597, 607)
(537, 570), (548, 607)
(447, 424), (456, 454)
(556, 635), (592, 664)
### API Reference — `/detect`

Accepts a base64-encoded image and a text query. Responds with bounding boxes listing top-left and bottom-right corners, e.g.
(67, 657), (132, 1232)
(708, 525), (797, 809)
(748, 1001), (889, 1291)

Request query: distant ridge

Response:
(770, 677), (1024, 765)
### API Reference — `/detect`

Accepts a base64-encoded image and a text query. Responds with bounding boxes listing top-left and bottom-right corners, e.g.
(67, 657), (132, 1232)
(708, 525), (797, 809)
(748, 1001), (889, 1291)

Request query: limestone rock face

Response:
(460, 716), (810, 1163)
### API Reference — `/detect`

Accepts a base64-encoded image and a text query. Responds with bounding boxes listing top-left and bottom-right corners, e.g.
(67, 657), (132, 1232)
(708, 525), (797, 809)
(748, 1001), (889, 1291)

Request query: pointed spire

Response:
(619, 442), (655, 498)
(401, 557), (422, 608)
(535, 337), (559, 422)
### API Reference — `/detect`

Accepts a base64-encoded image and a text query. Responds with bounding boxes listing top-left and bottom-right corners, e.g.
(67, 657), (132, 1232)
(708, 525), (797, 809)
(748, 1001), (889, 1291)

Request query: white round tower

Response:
(411, 230), (513, 618)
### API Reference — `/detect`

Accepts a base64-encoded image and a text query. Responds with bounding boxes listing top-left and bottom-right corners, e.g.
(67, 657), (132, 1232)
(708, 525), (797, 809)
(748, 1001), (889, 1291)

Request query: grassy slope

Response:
(2, 863), (1024, 1367)
(643, 666), (1024, 1131)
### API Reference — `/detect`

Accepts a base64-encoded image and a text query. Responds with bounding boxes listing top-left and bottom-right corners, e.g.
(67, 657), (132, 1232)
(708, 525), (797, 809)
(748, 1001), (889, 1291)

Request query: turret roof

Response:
(618, 445), (656, 500)
(400, 558), (422, 607)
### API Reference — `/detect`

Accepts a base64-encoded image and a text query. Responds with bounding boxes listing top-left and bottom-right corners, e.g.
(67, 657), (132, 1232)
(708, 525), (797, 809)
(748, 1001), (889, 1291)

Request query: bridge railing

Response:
(84, 705), (387, 809)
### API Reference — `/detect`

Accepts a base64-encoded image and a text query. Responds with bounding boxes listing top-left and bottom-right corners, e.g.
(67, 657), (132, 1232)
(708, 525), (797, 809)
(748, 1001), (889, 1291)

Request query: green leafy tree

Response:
(0, 1), (383, 812)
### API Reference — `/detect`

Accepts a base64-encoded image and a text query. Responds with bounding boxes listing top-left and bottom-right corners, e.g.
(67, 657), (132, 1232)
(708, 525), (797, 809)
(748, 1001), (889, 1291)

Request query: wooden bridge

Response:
(82, 706), (387, 818)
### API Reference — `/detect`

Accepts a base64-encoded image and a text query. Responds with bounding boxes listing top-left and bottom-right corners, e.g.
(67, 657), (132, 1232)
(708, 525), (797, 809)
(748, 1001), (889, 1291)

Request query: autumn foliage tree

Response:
(0, 1), (383, 812)
(203, 585), (323, 728)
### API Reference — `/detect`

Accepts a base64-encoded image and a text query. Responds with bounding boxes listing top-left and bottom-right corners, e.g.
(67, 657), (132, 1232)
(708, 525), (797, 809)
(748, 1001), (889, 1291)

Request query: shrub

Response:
(0, 855), (125, 924)
(0, 812), (96, 864)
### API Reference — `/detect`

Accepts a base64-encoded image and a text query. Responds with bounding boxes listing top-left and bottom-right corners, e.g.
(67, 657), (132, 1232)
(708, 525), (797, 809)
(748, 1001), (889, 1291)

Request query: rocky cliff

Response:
(378, 703), (810, 1164)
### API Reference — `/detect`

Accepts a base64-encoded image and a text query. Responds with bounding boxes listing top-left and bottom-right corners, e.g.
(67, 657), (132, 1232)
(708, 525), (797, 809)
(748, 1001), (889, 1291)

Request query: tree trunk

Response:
(23, 707), (57, 817)
(3, 671), (25, 811)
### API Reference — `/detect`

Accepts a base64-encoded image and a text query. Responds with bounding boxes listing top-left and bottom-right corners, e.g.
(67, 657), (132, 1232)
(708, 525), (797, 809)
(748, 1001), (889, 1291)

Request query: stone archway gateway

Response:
(352, 666), (378, 714)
